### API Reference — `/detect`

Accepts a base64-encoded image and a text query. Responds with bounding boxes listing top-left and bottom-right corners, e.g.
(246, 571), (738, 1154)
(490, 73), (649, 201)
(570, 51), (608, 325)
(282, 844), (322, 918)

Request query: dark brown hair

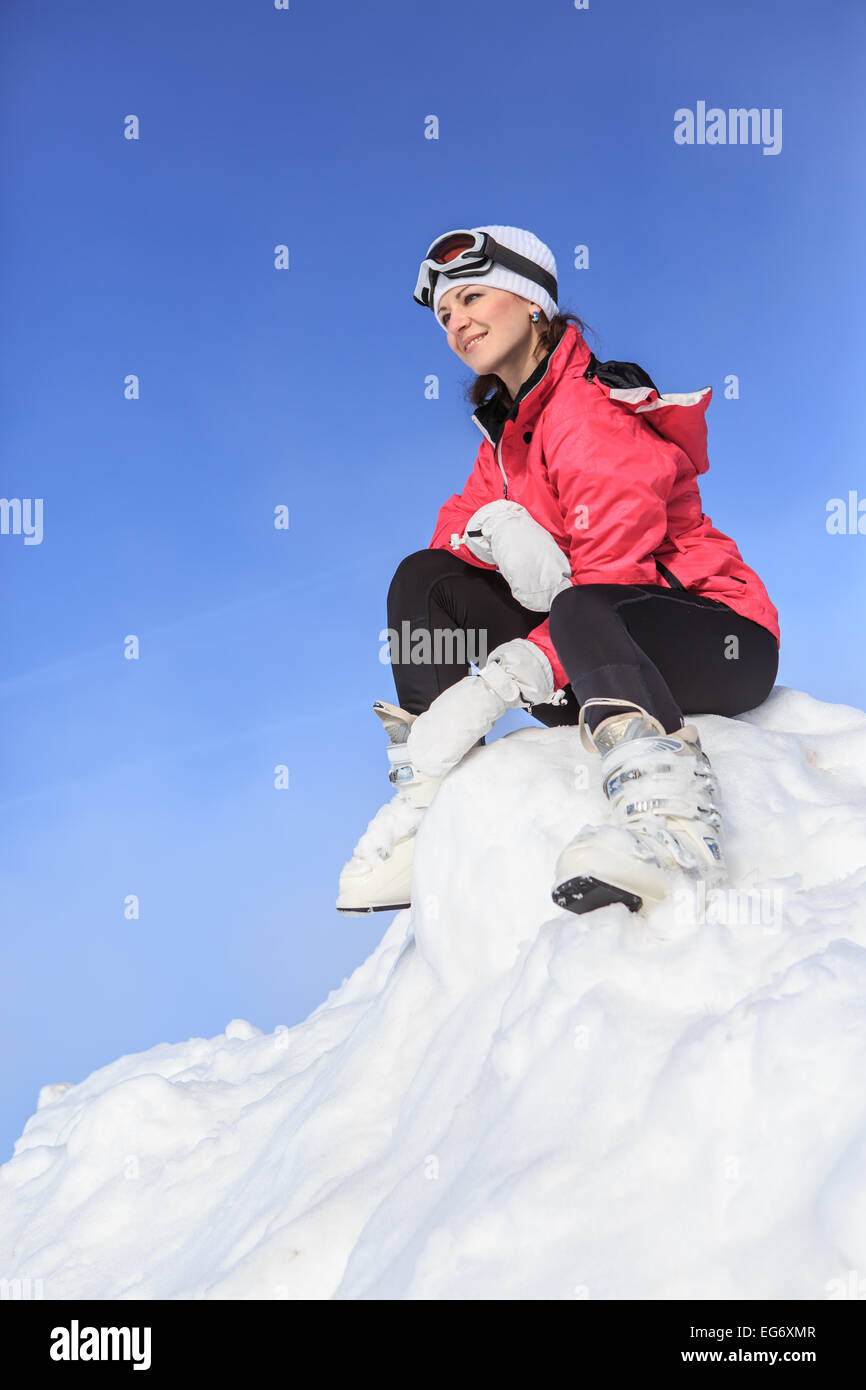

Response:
(462, 309), (598, 411)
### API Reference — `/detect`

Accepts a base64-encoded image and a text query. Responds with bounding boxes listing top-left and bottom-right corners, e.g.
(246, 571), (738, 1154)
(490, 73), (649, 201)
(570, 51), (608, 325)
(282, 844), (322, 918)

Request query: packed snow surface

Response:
(3, 685), (866, 1300)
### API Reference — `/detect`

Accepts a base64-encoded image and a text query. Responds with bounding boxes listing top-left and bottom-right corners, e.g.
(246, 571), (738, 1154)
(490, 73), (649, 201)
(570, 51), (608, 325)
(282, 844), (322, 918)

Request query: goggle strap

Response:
(481, 241), (557, 304)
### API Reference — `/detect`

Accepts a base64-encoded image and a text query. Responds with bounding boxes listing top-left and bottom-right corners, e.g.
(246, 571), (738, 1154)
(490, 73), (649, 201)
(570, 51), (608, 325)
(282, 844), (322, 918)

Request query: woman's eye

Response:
(443, 293), (479, 327)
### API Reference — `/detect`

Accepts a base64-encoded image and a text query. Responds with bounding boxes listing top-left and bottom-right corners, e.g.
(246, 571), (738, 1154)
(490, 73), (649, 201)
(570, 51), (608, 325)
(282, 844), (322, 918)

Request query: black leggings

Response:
(386, 549), (779, 734)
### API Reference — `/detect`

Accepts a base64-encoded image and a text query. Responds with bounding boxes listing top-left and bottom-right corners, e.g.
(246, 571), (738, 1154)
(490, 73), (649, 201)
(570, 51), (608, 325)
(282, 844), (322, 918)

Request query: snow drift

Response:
(3, 684), (866, 1300)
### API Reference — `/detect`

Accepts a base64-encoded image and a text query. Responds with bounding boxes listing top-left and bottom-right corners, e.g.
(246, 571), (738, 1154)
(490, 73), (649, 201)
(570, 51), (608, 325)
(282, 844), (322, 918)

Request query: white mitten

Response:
(405, 639), (564, 777)
(451, 499), (572, 611)
(479, 637), (558, 708)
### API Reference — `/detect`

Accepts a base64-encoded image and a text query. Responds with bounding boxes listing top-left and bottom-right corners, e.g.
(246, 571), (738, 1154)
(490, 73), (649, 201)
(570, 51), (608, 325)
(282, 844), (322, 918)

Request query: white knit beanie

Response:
(432, 225), (559, 325)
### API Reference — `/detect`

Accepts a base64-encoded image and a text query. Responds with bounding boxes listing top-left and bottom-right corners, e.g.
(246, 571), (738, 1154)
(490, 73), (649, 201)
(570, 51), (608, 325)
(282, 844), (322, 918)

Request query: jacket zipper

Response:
(473, 342), (564, 498)
(496, 435), (508, 498)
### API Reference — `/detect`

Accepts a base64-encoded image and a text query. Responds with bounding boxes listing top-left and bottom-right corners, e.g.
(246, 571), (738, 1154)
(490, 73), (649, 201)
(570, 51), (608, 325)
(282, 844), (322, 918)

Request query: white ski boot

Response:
(552, 696), (726, 915)
(336, 701), (444, 915)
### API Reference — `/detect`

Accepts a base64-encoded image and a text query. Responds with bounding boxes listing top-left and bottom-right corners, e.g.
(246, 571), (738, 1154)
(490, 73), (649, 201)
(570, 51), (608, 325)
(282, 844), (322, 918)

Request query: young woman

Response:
(336, 226), (780, 918)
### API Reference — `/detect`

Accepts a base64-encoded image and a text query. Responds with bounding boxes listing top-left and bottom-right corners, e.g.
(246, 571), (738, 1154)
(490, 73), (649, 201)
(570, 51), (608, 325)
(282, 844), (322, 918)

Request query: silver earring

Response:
(531, 310), (539, 322)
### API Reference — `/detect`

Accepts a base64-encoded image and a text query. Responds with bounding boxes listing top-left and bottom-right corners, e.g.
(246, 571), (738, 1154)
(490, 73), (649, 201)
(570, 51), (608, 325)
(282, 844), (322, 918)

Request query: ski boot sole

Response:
(336, 901), (410, 915)
(552, 874), (643, 915)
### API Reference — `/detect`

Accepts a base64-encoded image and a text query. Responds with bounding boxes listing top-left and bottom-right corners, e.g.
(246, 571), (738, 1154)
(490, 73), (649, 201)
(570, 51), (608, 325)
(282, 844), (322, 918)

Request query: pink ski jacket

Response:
(429, 321), (780, 692)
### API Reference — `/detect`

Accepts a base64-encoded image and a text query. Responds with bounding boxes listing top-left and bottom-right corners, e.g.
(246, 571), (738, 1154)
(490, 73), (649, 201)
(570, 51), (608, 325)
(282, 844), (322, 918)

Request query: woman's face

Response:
(436, 284), (535, 371)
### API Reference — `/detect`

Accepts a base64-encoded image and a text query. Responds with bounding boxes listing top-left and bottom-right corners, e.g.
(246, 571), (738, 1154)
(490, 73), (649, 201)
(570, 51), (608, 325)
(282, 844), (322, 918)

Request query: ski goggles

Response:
(413, 228), (558, 313)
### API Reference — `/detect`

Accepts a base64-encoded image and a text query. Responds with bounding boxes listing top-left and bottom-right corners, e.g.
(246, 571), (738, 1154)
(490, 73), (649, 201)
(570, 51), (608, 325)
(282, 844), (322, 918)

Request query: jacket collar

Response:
(470, 321), (591, 447)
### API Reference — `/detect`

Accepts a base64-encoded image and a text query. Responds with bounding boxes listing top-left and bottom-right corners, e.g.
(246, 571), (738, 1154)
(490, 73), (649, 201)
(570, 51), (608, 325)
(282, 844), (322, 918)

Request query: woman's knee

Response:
(388, 547), (467, 606)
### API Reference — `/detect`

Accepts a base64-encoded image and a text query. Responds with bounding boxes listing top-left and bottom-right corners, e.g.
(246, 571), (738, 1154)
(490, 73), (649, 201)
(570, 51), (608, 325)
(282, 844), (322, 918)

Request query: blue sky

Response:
(1, 0), (864, 1160)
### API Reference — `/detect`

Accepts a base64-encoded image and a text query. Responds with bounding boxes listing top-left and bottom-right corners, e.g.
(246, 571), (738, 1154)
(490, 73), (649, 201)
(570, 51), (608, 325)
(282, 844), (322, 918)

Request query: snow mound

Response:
(3, 685), (866, 1300)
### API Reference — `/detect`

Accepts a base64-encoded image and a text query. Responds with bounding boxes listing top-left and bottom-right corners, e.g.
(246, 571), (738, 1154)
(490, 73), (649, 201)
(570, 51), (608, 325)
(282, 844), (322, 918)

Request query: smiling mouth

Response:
(463, 332), (487, 352)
